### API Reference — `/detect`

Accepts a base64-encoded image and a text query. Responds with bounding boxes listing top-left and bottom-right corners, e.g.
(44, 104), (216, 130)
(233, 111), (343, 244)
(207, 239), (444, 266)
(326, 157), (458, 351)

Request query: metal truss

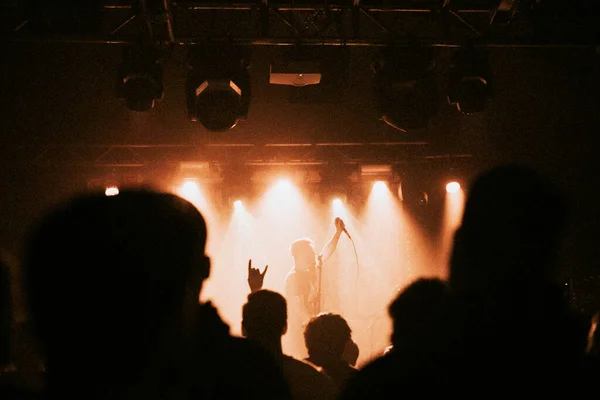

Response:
(10, 141), (472, 168)
(2, 1), (598, 47)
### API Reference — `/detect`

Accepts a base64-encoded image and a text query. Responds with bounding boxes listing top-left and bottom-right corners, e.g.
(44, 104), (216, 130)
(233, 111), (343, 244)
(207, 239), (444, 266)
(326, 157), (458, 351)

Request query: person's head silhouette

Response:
(23, 189), (210, 395)
(304, 312), (353, 366)
(388, 278), (450, 351)
(450, 164), (569, 293)
(242, 289), (288, 343)
(290, 238), (318, 272)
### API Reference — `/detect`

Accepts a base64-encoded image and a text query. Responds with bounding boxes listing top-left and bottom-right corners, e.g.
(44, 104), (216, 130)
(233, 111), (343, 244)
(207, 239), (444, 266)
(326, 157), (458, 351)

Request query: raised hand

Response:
(247, 259), (269, 293)
(335, 217), (346, 233)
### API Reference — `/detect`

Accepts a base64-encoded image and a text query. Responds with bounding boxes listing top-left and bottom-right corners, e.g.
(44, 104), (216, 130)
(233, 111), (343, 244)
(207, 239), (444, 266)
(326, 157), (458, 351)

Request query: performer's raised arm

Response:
(319, 217), (346, 266)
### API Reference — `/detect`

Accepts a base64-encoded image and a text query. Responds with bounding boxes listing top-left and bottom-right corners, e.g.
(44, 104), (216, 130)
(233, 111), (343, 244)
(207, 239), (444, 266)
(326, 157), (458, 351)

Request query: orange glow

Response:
(105, 186), (119, 196)
(175, 179), (217, 246)
(177, 179), (211, 213)
(173, 173), (443, 366)
(439, 184), (465, 274)
(273, 178), (293, 194)
(446, 181), (461, 194)
(179, 179), (200, 199)
(359, 176), (437, 362)
(372, 181), (388, 195)
(261, 178), (305, 216)
(332, 197), (346, 219)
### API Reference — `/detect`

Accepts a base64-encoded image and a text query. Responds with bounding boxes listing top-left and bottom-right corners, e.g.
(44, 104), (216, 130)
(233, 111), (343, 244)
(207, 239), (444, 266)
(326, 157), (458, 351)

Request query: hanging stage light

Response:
(116, 45), (164, 112)
(372, 46), (439, 132)
(186, 46), (251, 132)
(447, 46), (493, 115)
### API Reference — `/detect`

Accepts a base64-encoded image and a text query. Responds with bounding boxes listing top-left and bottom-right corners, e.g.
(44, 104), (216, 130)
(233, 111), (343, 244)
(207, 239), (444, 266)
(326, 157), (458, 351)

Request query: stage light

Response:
(418, 191), (429, 206)
(233, 199), (244, 209)
(372, 181), (389, 195)
(116, 45), (164, 112)
(274, 179), (293, 193)
(360, 165), (396, 193)
(442, 179), (466, 263)
(105, 186), (119, 196)
(491, 0), (518, 25)
(446, 181), (461, 194)
(448, 47), (492, 115)
(179, 179), (200, 199)
(372, 46), (438, 132)
(397, 181), (404, 202)
(276, 178), (292, 188)
(360, 164), (393, 177)
(103, 179), (120, 196)
(323, 183), (348, 206)
(331, 197), (346, 218)
(186, 46), (251, 132)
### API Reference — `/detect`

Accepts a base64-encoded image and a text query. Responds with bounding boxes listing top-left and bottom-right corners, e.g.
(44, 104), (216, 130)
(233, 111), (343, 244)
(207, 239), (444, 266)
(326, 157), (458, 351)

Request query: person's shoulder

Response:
(284, 270), (299, 291)
(227, 335), (277, 361)
(338, 354), (402, 398)
(282, 355), (336, 398)
(282, 355), (333, 383)
(353, 353), (394, 375)
(285, 268), (297, 280)
(283, 355), (319, 371)
(209, 336), (292, 399)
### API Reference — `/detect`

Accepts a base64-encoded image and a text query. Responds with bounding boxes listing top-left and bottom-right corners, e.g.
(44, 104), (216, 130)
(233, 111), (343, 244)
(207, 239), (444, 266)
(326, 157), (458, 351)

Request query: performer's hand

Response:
(247, 259), (268, 293)
(334, 217), (345, 234)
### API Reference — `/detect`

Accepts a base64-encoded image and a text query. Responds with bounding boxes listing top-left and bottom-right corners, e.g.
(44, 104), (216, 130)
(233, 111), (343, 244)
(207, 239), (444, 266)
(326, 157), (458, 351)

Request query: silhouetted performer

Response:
(23, 189), (291, 399)
(284, 218), (346, 358)
(285, 218), (346, 321)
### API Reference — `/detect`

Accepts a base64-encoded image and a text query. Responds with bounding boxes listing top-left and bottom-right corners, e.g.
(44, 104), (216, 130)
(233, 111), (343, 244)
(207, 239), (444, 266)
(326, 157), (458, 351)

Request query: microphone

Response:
(343, 227), (352, 240)
(335, 217), (352, 239)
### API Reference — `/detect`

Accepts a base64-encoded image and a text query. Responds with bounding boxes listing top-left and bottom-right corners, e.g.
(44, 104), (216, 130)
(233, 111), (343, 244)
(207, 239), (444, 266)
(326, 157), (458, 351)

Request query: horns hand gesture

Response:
(247, 259), (269, 293)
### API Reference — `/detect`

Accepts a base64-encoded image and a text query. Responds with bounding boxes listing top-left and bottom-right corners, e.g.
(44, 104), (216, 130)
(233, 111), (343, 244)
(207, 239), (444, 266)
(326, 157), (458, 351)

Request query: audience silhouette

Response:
(3, 164), (597, 399)
(303, 312), (358, 392)
(242, 289), (336, 400)
(0, 251), (44, 400)
(339, 164), (597, 397)
(385, 277), (451, 356)
(1, 254), (12, 373)
(22, 189), (291, 399)
(341, 339), (359, 367)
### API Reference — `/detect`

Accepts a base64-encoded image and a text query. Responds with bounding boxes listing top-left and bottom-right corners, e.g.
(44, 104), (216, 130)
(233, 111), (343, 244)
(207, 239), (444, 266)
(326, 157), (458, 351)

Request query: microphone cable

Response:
(346, 233), (360, 283)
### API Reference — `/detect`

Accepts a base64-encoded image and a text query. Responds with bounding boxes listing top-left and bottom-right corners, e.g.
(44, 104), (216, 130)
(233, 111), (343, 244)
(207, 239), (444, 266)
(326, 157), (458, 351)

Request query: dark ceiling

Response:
(1, 0), (598, 168)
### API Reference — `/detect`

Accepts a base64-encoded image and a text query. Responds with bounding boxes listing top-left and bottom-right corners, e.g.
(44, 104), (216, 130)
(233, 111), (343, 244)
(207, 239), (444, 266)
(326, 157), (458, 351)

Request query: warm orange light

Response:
(179, 179), (200, 199)
(265, 179), (297, 205)
(331, 197), (346, 218)
(440, 181), (465, 272)
(176, 179), (211, 213)
(105, 186), (119, 196)
(274, 179), (293, 192)
(372, 181), (389, 195)
(446, 181), (461, 194)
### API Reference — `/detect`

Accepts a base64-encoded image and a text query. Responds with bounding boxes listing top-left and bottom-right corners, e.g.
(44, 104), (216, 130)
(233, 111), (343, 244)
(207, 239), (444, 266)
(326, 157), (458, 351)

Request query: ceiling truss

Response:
(2, 1), (598, 47)
(10, 142), (472, 168)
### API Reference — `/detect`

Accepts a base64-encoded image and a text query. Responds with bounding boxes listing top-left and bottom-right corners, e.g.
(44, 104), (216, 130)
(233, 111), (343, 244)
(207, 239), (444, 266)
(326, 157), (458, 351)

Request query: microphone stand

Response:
(316, 255), (323, 315)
